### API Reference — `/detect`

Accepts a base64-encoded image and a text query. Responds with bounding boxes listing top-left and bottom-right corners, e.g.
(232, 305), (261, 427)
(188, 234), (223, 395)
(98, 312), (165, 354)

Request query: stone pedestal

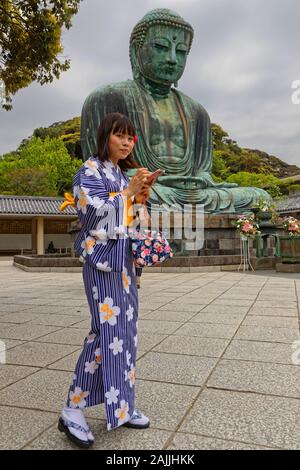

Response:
(148, 213), (280, 271)
(14, 214), (281, 273)
(276, 262), (300, 273)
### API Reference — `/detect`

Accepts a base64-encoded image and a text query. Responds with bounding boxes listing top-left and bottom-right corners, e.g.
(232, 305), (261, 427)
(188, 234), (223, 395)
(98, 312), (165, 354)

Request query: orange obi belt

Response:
(59, 192), (135, 227)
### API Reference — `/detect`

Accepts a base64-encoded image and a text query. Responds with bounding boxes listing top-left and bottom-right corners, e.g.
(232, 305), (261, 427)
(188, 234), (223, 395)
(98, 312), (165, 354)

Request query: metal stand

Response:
(238, 236), (254, 272)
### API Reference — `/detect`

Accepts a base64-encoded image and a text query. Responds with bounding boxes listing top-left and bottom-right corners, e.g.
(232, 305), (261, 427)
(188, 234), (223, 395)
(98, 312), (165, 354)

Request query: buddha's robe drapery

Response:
(80, 80), (272, 213)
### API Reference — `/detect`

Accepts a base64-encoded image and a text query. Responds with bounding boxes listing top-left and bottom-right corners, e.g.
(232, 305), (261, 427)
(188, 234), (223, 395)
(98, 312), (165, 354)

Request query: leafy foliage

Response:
(0, 0), (82, 109)
(32, 117), (81, 158)
(0, 136), (82, 196)
(0, 118), (299, 198)
(226, 172), (283, 198)
(211, 123), (300, 198)
(211, 123), (299, 179)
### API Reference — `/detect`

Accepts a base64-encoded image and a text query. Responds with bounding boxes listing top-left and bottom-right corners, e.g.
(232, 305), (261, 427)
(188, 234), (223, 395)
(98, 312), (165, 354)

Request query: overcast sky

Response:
(0, 0), (299, 167)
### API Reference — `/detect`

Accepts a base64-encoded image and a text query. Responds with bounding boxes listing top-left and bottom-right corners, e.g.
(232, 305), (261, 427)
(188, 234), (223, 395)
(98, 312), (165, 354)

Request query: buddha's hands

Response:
(147, 174), (239, 190)
(215, 182), (239, 188)
(155, 175), (208, 189)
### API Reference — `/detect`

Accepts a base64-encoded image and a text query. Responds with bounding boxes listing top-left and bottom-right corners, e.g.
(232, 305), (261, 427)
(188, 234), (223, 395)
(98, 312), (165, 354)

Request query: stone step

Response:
(163, 255), (241, 267)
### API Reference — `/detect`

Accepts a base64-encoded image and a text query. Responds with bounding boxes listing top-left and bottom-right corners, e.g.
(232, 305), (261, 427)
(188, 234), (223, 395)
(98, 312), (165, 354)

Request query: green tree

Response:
(0, 136), (82, 196)
(212, 150), (230, 181)
(4, 167), (56, 196)
(226, 172), (283, 198)
(32, 117), (81, 157)
(0, 0), (82, 109)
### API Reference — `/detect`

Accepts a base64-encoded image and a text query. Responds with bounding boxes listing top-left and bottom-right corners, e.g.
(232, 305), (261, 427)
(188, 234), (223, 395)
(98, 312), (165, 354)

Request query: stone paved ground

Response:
(0, 259), (300, 450)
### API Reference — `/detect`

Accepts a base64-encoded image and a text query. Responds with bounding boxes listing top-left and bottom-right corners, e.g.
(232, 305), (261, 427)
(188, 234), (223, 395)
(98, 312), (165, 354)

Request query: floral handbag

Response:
(130, 229), (173, 268)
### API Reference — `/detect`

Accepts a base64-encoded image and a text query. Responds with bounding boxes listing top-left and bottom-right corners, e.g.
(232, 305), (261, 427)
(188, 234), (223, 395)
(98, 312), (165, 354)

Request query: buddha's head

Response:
(130, 9), (194, 87)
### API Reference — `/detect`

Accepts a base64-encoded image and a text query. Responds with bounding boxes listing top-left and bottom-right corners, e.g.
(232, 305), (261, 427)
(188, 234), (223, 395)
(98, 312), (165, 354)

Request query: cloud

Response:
(0, 0), (299, 167)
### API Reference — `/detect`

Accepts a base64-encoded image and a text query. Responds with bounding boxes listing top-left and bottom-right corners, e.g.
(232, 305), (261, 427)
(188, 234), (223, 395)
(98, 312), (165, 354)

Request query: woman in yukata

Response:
(58, 112), (154, 448)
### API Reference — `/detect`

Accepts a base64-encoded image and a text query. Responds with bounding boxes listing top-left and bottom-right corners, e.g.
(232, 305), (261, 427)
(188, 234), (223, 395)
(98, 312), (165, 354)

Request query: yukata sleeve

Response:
(73, 165), (128, 241)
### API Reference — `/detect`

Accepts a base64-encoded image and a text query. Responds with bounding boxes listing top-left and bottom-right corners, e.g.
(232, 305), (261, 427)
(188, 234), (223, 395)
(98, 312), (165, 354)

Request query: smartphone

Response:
(147, 169), (165, 185)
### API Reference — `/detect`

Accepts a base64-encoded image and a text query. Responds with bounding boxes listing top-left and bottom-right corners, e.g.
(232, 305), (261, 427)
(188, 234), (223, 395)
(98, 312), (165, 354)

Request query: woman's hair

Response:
(96, 113), (140, 171)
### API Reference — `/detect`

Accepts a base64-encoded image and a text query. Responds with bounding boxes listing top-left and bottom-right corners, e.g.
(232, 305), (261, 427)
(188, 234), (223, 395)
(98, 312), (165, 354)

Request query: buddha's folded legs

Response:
(230, 186), (272, 213)
(145, 184), (272, 215)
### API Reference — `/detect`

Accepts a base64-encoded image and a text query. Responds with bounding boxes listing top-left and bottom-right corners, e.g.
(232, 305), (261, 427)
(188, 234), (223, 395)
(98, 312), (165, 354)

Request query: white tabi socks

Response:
(61, 406), (95, 442)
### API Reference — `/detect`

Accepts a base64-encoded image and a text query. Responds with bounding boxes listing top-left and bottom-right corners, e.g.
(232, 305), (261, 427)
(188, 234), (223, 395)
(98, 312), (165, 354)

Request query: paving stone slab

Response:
(158, 303), (206, 312)
(25, 305), (90, 316)
(68, 318), (91, 329)
(258, 294), (297, 300)
(0, 304), (35, 314)
(168, 433), (274, 450)
(138, 320), (183, 335)
(207, 359), (300, 398)
(0, 323), (62, 341)
(210, 298), (254, 307)
(47, 349), (82, 371)
(144, 294), (183, 301)
(200, 305), (250, 315)
(36, 327), (88, 346)
(223, 339), (299, 365)
(0, 405), (57, 450)
(179, 389), (300, 449)
(153, 335), (229, 358)
(189, 312), (245, 325)
(248, 307), (298, 317)
(27, 314), (87, 327)
(0, 369), (75, 413)
(0, 312), (39, 324)
(139, 301), (171, 309)
(0, 339), (25, 350)
(137, 333), (168, 351)
(141, 309), (198, 322)
(216, 294), (257, 301)
(0, 298), (51, 306)
(136, 351), (217, 386)
(44, 300), (88, 308)
(242, 315), (299, 328)
(0, 364), (39, 390)
(236, 325), (300, 344)
(134, 379), (199, 431)
(5, 341), (79, 367)
(0, 322), (16, 332)
(176, 296), (220, 304)
(174, 322), (238, 340)
(254, 300), (297, 309)
(226, 289), (261, 295)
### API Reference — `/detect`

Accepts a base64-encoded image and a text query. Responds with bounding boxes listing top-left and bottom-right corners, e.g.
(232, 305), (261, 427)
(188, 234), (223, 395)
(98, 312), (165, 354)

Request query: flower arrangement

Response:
(252, 199), (271, 212)
(251, 197), (277, 212)
(131, 229), (173, 267)
(232, 215), (261, 238)
(251, 197), (279, 223)
(282, 216), (300, 236)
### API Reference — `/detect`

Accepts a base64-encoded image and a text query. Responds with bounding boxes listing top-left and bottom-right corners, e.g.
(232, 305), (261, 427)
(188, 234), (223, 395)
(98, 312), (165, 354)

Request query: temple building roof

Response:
(0, 195), (76, 217)
(275, 190), (300, 213)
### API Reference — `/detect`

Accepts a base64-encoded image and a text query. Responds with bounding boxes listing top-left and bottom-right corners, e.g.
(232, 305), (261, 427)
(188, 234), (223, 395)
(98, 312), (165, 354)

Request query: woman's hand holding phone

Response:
(146, 169), (165, 186)
(135, 169), (164, 203)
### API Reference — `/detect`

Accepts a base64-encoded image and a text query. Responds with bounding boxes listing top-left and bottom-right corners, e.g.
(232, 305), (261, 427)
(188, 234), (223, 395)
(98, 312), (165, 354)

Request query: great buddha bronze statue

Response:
(80, 8), (272, 213)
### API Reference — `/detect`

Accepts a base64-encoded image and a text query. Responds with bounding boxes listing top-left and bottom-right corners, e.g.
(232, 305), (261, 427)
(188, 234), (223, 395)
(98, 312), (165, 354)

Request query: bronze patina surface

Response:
(81, 8), (272, 213)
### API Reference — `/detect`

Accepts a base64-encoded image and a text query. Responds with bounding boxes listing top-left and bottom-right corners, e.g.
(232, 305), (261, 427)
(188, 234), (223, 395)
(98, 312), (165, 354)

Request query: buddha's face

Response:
(137, 25), (191, 85)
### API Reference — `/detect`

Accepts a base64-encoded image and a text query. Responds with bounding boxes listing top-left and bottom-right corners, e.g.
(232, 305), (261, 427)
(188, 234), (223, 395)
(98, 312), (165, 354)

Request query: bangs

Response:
(112, 115), (135, 136)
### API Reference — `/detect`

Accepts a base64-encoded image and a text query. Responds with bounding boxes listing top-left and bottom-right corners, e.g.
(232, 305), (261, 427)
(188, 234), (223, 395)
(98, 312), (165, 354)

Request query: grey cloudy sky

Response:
(0, 0), (299, 167)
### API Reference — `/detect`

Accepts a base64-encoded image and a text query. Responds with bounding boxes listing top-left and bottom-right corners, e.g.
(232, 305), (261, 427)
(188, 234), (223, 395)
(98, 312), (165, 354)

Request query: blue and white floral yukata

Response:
(66, 157), (139, 431)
